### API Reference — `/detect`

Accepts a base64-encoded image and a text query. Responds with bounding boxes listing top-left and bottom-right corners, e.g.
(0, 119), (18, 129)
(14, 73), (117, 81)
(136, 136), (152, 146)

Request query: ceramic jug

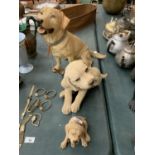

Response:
(107, 31), (130, 54)
(103, 0), (127, 14)
(103, 17), (132, 40)
(115, 45), (135, 68)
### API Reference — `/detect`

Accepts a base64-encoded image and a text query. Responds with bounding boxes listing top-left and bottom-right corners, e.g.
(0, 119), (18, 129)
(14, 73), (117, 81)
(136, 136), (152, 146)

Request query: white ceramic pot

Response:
(19, 32), (33, 74)
(107, 31), (130, 54)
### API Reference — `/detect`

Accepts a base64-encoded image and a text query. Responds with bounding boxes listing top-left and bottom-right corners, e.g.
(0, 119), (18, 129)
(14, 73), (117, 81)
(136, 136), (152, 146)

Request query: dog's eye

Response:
(40, 12), (43, 15)
(50, 15), (56, 18)
(85, 67), (89, 73)
(75, 78), (80, 82)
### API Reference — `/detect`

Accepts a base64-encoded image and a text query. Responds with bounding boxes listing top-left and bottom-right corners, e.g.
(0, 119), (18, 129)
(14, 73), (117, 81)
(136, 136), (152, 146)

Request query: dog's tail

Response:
(90, 51), (106, 59)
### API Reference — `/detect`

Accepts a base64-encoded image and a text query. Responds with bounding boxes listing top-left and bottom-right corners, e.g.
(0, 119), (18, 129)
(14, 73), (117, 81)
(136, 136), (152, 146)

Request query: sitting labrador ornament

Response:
(60, 60), (108, 115)
(60, 116), (91, 149)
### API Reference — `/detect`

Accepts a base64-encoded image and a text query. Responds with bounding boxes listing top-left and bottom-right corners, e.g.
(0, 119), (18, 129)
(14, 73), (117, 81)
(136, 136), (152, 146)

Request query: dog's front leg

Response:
(62, 89), (72, 115)
(60, 125), (69, 149)
(71, 90), (87, 113)
(52, 56), (61, 71)
(52, 57), (64, 74)
(85, 133), (91, 142)
(60, 135), (68, 149)
(59, 90), (65, 98)
(81, 135), (88, 148)
(68, 57), (74, 62)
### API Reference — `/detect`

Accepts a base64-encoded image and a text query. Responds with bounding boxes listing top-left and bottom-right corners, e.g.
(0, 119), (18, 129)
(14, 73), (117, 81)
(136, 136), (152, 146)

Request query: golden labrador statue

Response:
(60, 116), (90, 149)
(37, 7), (106, 74)
(60, 60), (108, 115)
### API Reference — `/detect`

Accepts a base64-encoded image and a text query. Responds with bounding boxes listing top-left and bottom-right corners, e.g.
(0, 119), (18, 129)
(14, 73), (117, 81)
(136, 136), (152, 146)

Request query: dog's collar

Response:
(49, 30), (67, 46)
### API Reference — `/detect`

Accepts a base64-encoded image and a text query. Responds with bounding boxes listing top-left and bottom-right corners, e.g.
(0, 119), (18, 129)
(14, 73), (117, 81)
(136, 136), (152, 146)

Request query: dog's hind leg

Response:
(81, 136), (88, 147)
(60, 124), (69, 149)
(81, 51), (92, 67)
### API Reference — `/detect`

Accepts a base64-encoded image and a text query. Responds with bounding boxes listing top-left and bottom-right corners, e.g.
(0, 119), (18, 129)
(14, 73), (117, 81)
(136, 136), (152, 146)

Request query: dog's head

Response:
(61, 60), (108, 91)
(37, 7), (70, 35)
(68, 128), (82, 148)
(66, 118), (86, 148)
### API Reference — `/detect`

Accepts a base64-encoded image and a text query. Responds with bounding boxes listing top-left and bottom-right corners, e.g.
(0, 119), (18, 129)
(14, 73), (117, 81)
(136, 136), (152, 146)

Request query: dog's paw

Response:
(71, 143), (76, 148)
(82, 141), (88, 148)
(86, 134), (91, 142)
(52, 67), (64, 75)
(51, 66), (58, 72)
(62, 104), (71, 115)
(59, 91), (65, 98)
(71, 103), (80, 113)
(60, 141), (67, 149)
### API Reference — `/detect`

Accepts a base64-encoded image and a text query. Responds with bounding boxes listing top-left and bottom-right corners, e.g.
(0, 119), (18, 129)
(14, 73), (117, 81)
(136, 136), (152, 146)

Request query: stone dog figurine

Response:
(37, 7), (106, 74)
(60, 116), (90, 149)
(59, 60), (108, 115)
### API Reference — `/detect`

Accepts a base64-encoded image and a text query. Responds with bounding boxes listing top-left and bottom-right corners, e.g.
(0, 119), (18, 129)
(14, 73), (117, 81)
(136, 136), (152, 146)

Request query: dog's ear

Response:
(61, 12), (70, 30)
(61, 77), (77, 91)
(101, 73), (108, 79)
(61, 77), (69, 88)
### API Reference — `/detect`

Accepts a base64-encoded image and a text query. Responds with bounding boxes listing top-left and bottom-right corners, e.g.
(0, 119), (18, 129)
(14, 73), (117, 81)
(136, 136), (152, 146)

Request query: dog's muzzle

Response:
(37, 25), (54, 35)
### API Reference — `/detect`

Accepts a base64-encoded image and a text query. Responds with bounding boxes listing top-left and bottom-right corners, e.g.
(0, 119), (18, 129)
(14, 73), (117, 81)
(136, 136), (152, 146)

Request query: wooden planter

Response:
(61, 4), (97, 32)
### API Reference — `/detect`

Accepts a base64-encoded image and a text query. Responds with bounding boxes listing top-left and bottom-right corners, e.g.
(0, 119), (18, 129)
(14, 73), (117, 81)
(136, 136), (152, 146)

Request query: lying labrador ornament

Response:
(60, 116), (90, 149)
(60, 60), (108, 114)
(37, 7), (106, 74)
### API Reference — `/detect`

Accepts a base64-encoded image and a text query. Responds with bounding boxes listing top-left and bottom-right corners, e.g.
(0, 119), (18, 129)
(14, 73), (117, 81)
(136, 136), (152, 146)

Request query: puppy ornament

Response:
(60, 116), (91, 149)
(60, 60), (108, 115)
